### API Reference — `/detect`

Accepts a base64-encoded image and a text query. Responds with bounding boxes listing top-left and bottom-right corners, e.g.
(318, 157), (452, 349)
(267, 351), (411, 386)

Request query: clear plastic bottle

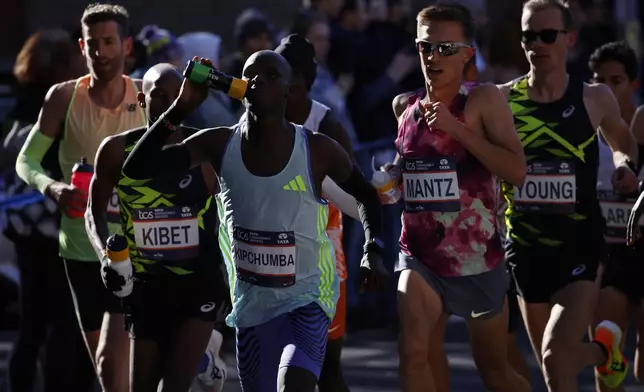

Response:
(371, 156), (401, 204)
(105, 234), (134, 297)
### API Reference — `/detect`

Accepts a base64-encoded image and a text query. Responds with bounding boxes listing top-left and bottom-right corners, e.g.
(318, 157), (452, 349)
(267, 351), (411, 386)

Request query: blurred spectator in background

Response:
(0, 29), (95, 392)
(125, 38), (148, 77)
(222, 8), (274, 78)
(290, 9), (358, 144)
(179, 32), (238, 127)
(133, 24), (184, 77)
(303, 0), (344, 19)
(221, 8), (274, 113)
(326, 0), (367, 95)
(567, 0), (617, 81)
(347, 0), (418, 143)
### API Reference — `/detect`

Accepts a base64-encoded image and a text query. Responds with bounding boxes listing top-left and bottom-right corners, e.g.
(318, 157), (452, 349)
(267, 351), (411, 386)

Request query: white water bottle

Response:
(371, 157), (401, 204)
(105, 234), (134, 297)
(192, 330), (227, 392)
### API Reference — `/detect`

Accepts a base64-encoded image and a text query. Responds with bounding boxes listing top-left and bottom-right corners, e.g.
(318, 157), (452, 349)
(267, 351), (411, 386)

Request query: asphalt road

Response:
(2, 314), (644, 391)
(217, 316), (644, 392)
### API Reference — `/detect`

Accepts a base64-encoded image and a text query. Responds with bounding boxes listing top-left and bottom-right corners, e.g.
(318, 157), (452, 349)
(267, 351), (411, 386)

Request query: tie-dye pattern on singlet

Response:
(394, 83), (502, 277)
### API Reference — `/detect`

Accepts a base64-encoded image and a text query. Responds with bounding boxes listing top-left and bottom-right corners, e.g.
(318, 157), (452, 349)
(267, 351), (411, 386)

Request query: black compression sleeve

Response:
(122, 105), (192, 179)
(337, 166), (383, 244)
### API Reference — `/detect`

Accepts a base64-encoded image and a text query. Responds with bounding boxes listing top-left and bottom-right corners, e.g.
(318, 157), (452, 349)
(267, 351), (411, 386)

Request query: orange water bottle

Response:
(371, 157), (401, 204)
(105, 234), (133, 297)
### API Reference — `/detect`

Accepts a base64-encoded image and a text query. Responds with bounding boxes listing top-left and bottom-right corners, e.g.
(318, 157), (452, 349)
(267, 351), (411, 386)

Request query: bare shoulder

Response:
(392, 91), (416, 119)
(198, 126), (235, 150)
(495, 80), (514, 100)
(469, 83), (508, 109)
(47, 79), (76, 106)
(471, 82), (505, 98)
(584, 81), (613, 102)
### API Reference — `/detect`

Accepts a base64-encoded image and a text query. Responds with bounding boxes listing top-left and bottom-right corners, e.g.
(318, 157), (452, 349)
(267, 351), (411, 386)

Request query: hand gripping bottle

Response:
(371, 156), (401, 205)
(105, 234), (133, 297)
(69, 157), (93, 218)
(192, 330), (227, 392)
(183, 60), (248, 101)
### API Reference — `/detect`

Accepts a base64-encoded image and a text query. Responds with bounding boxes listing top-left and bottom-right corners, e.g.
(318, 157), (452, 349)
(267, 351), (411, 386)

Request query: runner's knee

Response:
(541, 344), (572, 378)
(96, 350), (122, 387)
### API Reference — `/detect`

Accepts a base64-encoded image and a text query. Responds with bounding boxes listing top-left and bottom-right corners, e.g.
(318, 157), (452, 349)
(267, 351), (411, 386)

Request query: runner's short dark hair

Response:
(416, 3), (474, 43)
(522, 0), (573, 30)
(81, 3), (130, 38)
(589, 41), (638, 81)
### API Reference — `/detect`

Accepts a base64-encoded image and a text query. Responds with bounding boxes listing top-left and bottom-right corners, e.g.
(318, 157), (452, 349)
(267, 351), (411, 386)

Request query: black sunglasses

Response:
(415, 40), (472, 57)
(521, 29), (567, 44)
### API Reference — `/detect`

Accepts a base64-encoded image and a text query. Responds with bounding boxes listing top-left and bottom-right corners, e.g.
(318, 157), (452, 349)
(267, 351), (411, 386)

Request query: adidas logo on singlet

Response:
(283, 175), (306, 192)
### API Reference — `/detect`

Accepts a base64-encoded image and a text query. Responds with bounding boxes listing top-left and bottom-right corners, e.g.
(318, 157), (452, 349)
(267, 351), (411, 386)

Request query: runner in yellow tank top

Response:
(15, 4), (145, 391)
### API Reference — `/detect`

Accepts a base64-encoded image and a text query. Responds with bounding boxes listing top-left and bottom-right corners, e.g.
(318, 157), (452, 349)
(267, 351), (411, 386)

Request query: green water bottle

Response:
(183, 60), (247, 101)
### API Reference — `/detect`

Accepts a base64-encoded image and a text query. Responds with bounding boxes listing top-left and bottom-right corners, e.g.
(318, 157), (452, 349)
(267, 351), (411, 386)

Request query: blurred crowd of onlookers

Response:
(0, 0), (627, 331)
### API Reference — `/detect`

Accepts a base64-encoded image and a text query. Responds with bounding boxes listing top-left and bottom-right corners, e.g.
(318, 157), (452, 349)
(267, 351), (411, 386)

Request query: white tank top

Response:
(303, 100), (329, 131)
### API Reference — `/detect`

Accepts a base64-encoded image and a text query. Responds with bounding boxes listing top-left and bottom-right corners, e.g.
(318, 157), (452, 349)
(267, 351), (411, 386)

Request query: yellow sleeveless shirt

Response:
(59, 74), (146, 261)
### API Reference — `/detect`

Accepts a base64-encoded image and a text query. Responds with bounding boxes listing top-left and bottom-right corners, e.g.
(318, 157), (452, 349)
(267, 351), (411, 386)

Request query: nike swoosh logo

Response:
(471, 310), (492, 318)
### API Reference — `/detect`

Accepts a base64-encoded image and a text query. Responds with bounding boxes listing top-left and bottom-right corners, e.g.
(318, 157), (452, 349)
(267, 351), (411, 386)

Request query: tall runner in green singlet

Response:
(496, 1), (638, 390)
(86, 64), (229, 391)
(15, 4), (146, 390)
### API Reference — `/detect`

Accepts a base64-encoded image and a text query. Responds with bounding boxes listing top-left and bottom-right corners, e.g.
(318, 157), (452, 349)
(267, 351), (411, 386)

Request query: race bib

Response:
(106, 188), (120, 224)
(132, 206), (199, 262)
(402, 157), (460, 212)
(234, 227), (296, 288)
(598, 191), (643, 243)
(514, 161), (576, 214)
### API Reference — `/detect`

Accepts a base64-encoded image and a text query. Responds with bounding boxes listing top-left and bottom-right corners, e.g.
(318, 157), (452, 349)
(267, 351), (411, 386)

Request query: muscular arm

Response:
(86, 136), (123, 260)
(15, 83), (70, 194)
(453, 84), (527, 186)
(316, 133), (383, 243)
(595, 84), (639, 168)
(386, 93), (413, 182)
(319, 111), (356, 162)
(122, 104), (225, 179)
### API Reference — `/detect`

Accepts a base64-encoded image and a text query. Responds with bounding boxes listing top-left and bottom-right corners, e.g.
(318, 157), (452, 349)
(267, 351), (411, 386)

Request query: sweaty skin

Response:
(123, 51), (385, 392)
(122, 52), (383, 255)
(86, 64), (217, 261)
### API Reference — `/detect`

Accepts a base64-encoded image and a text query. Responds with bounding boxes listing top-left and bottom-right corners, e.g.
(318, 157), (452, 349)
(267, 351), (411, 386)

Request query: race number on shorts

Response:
(514, 160), (576, 214)
(133, 206), (200, 262)
(234, 227), (296, 288)
(599, 191), (644, 243)
(107, 188), (120, 224)
(402, 157), (460, 212)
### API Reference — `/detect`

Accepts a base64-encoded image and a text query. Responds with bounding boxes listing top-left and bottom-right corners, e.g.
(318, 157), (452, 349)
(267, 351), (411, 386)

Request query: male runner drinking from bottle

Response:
(276, 33), (353, 392)
(497, 1), (638, 391)
(121, 52), (389, 392)
(15, 4), (145, 391)
(85, 63), (229, 392)
(383, 4), (529, 392)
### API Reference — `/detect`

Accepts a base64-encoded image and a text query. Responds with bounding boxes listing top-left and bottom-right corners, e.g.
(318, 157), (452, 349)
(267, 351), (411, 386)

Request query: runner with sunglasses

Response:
(382, 4), (530, 391)
(496, 1), (638, 390)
